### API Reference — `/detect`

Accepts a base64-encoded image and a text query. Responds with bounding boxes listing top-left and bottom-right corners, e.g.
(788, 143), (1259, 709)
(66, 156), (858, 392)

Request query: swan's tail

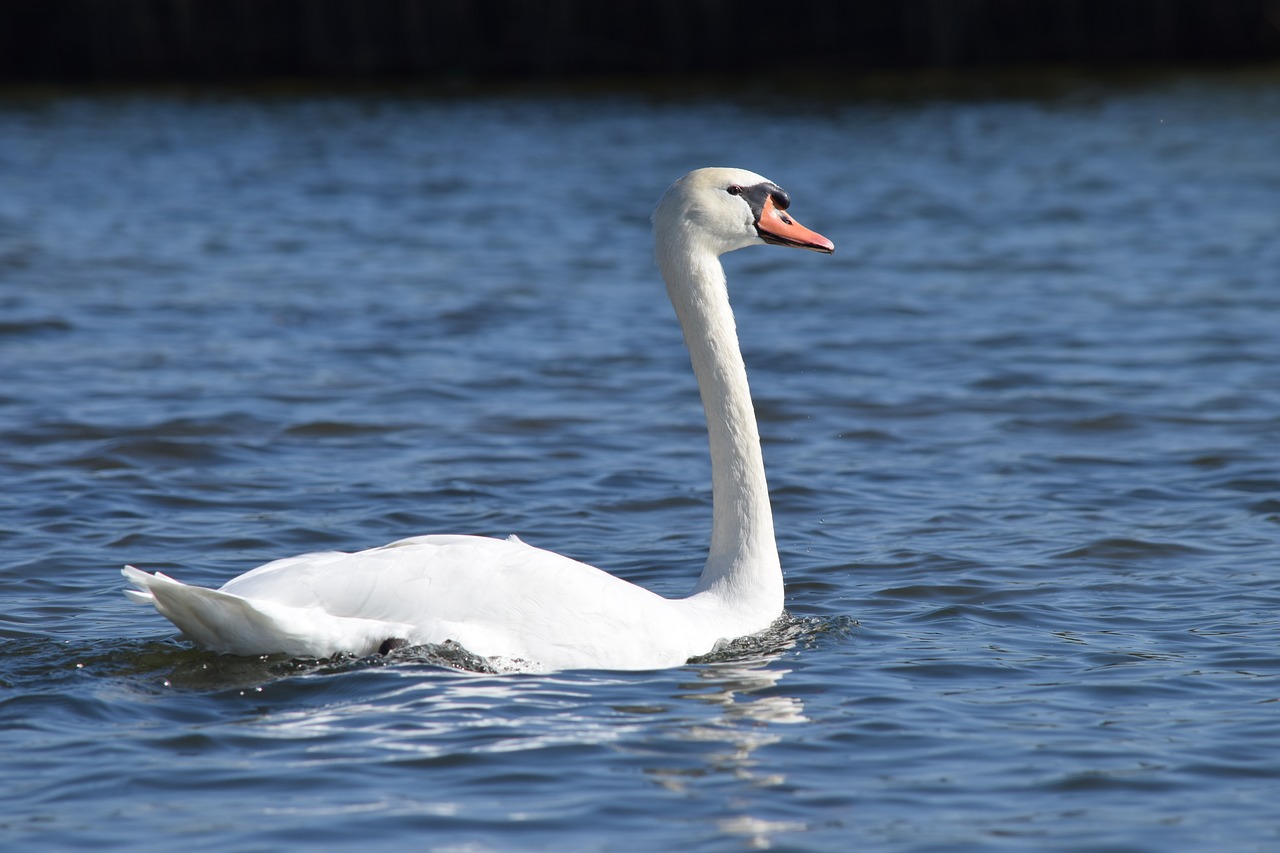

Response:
(121, 566), (407, 658)
(122, 566), (291, 655)
(121, 568), (288, 653)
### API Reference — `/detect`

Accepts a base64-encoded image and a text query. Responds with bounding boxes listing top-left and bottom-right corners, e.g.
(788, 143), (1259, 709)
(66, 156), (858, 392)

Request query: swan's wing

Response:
(217, 534), (613, 621)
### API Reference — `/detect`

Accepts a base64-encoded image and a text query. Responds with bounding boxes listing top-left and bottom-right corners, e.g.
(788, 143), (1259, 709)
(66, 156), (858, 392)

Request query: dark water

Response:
(2, 72), (1280, 851)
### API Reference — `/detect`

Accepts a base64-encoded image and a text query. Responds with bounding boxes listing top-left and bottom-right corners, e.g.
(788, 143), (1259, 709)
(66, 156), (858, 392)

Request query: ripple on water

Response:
(2, 78), (1280, 852)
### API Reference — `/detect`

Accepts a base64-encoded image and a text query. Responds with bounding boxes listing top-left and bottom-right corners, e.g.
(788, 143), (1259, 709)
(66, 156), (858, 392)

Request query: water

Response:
(2, 71), (1280, 851)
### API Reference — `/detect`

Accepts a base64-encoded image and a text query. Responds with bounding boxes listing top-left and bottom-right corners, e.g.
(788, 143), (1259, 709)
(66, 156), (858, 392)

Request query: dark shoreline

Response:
(3, 0), (1279, 85)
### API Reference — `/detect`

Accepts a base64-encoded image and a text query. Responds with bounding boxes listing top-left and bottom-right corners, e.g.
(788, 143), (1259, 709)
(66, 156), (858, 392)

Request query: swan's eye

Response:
(726, 185), (743, 196)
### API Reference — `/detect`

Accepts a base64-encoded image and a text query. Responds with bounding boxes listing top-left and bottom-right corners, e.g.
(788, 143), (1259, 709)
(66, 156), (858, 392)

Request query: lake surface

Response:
(2, 70), (1279, 851)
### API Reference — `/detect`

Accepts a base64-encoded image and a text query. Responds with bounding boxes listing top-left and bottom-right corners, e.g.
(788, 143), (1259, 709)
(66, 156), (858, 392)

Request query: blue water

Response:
(2, 71), (1280, 851)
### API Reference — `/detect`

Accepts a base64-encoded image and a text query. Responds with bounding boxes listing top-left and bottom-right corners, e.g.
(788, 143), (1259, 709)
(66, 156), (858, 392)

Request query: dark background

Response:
(3, 0), (1279, 83)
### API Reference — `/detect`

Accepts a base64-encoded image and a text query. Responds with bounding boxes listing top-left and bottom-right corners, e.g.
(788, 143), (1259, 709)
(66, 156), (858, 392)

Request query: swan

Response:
(122, 167), (834, 672)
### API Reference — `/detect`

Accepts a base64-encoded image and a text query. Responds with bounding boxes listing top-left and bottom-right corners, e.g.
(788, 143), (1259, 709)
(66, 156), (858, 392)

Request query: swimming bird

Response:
(122, 167), (834, 672)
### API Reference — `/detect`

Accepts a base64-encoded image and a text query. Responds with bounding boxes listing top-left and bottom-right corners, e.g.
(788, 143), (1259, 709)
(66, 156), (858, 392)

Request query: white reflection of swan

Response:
(653, 665), (805, 780)
(195, 662), (813, 848)
(681, 663), (809, 726)
(653, 663), (810, 848)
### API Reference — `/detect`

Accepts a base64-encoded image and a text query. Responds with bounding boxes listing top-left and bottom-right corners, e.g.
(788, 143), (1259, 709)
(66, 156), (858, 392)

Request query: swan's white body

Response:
(123, 167), (833, 672)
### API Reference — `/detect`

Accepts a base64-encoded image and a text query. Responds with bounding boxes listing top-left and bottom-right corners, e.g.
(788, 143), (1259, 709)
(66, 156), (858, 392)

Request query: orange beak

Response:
(755, 195), (834, 254)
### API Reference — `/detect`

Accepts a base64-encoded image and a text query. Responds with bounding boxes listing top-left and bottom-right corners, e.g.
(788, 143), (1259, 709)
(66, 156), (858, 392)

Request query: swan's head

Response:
(653, 167), (834, 257)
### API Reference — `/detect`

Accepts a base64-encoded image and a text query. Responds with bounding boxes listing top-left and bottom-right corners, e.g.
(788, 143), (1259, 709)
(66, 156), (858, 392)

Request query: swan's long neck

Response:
(658, 236), (783, 613)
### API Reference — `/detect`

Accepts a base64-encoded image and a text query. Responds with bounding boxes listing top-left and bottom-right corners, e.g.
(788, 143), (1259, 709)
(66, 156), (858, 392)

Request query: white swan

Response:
(122, 167), (834, 672)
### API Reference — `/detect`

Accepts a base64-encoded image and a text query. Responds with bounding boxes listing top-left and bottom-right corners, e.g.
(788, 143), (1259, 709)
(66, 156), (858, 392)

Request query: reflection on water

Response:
(664, 664), (809, 849)
(654, 665), (806, 790)
(132, 647), (817, 847)
(680, 663), (808, 726)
